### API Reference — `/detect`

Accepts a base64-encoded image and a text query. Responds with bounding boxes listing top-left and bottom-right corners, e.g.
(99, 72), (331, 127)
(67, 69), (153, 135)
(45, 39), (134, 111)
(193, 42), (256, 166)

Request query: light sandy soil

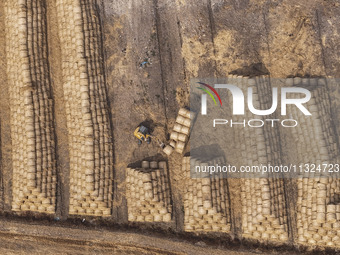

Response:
(0, 0), (339, 254)
(0, 219), (300, 255)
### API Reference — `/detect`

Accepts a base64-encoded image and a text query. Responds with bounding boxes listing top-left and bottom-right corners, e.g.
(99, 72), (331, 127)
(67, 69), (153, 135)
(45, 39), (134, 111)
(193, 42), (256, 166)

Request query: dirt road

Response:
(0, 0), (339, 253)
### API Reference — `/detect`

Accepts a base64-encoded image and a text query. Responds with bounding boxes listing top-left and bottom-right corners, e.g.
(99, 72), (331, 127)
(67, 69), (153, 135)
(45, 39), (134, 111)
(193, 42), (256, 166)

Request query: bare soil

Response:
(0, 0), (340, 254)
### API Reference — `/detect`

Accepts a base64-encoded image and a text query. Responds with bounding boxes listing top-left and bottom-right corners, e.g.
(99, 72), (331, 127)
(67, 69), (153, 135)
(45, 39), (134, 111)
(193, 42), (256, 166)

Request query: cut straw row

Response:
(227, 75), (289, 242)
(5, 0), (57, 214)
(163, 108), (195, 156)
(55, 0), (113, 216)
(284, 79), (340, 247)
(126, 161), (172, 222)
(182, 157), (231, 232)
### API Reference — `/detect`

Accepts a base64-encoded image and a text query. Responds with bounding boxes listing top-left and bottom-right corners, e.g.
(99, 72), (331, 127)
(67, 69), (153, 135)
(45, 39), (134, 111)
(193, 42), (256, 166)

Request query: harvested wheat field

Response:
(0, 0), (339, 254)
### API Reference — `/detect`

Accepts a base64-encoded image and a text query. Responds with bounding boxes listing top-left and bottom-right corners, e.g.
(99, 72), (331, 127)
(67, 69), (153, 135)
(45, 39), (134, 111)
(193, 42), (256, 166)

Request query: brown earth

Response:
(0, 0), (340, 254)
(0, 218), (300, 255)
